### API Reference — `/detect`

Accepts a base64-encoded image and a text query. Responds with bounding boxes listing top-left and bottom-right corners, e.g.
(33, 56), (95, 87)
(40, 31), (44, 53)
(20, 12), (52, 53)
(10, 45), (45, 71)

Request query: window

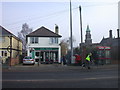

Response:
(35, 52), (40, 57)
(50, 38), (53, 44)
(55, 38), (58, 43)
(50, 38), (58, 44)
(1, 51), (7, 56)
(2, 51), (4, 56)
(31, 37), (34, 43)
(52, 38), (55, 43)
(5, 51), (7, 56)
(35, 37), (38, 43)
(30, 37), (38, 44)
(105, 50), (110, 58)
(30, 37), (34, 43)
(24, 56), (32, 59)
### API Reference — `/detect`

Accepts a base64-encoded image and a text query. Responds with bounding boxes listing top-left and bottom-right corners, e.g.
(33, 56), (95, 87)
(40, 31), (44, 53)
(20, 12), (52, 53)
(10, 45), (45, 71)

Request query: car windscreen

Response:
(24, 57), (32, 59)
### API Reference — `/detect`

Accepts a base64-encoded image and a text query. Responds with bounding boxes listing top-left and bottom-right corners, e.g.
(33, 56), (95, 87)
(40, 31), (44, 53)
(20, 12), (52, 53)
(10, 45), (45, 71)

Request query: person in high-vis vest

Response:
(86, 53), (92, 69)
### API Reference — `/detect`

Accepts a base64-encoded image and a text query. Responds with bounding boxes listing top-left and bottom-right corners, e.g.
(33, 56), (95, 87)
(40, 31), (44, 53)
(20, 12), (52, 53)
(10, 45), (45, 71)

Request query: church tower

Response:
(85, 25), (92, 44)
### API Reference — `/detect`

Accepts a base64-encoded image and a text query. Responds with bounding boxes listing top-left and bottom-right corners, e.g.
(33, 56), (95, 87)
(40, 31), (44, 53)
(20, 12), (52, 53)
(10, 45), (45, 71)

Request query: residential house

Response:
(0, 26), (22, 65)
(26, 26), (62, 64)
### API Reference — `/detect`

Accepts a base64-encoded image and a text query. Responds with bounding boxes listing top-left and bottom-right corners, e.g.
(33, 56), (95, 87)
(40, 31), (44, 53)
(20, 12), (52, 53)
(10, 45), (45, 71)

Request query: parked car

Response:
(23, 56), (35, 65)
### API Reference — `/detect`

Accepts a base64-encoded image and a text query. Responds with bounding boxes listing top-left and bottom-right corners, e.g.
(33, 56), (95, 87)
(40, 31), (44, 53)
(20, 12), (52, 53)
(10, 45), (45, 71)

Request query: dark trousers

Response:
(86, 61), (90, 69)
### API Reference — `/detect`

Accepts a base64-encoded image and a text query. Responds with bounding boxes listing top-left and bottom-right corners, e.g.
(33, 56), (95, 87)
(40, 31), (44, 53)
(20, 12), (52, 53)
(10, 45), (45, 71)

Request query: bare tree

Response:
(18, 23), (32, 53)
(62, 36), (76, 49)
(60, 36), (76, 56)
(60, 38), (69, 56)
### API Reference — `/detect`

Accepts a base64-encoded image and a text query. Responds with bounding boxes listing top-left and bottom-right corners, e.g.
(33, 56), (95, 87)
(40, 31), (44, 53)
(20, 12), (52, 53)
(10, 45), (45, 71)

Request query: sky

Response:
(1, 0), (119, 47)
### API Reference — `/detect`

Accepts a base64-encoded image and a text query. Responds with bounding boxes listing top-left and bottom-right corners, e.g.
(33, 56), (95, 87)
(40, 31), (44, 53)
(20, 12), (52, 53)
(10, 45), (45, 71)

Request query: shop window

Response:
(105, 50), (110, 58)
(35, 52), (40, 56)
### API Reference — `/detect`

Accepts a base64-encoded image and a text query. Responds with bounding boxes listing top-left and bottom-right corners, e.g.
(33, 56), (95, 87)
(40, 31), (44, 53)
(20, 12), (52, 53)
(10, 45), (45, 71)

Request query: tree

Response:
(74, 47), (80, 54)
(60, 39), (69, 57)
(18, 23), (32, 53)
(61, 36), (76, 49)
(60, 36), (76, 56)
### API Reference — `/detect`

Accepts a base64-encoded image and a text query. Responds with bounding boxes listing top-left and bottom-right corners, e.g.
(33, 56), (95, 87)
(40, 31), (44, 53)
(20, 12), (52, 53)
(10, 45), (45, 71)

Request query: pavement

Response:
(2, 63), (118, 72)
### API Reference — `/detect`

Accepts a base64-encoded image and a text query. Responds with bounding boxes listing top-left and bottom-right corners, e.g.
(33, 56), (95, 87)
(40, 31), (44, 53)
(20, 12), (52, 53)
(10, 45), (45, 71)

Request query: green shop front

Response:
(30, 48), (59, 64)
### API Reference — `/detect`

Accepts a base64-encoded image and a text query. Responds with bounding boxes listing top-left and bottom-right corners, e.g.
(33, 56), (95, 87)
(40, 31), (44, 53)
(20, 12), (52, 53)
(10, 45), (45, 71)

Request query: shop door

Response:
(40, 51), (45, 63)
(35, 51), (40, 62)
(52, 51), (58, 63)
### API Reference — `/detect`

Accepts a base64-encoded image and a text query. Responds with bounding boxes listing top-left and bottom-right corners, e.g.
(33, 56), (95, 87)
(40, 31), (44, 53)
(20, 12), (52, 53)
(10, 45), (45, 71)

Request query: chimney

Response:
(109, 30), (112, 38)
(117, 29), (120, 38)
(55, 24), (59, 34)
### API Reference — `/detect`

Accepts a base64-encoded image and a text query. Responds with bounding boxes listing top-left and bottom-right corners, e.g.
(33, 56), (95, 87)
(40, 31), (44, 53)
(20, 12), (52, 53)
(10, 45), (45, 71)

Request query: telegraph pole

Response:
(79, 5), (84, 64)
(9, 36), (12, 68)
(79, 6), (83, 43)
(70, 0), (73, 64)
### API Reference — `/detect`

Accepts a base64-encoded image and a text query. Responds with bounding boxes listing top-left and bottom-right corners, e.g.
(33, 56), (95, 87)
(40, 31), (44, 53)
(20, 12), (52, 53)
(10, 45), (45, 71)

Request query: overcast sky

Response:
(1, 0), (119, 47)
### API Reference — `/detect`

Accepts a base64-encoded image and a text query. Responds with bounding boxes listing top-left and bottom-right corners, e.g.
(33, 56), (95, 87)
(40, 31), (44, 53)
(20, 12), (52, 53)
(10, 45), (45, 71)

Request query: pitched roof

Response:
(100, 37), (120, 47)
(0, 26), (13, 36)
(0, 26), (22, 41)
(26, 26), (62, 37)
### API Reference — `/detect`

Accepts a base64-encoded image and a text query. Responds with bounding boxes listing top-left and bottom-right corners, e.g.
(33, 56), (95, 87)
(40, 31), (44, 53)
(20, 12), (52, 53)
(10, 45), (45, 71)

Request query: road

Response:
(2, 64), (118, 88)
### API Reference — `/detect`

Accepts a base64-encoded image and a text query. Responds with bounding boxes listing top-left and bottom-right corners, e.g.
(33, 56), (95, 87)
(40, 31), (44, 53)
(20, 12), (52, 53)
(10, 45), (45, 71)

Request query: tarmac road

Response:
(2, 64), (118, 88)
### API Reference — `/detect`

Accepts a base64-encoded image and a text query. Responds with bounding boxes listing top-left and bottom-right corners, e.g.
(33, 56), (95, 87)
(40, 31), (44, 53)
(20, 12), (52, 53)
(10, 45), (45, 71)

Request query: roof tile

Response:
(26, 26), (62, 37)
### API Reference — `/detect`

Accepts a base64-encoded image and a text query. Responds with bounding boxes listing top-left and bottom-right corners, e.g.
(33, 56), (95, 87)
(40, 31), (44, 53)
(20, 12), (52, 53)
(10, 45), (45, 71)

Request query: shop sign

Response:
(97, 46), (111, 50)
(97, 46), (104, 50)
(104, 47), (111, 50)
(34, 48), (58, 51)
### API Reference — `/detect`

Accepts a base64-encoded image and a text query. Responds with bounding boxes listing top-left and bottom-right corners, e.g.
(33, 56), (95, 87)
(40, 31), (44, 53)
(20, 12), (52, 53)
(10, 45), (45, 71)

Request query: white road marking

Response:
(2, 76), (118, 82)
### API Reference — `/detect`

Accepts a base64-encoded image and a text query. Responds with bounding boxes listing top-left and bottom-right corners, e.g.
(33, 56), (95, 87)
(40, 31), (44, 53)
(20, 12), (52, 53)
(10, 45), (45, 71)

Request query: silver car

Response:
(23, 56), (35, 65)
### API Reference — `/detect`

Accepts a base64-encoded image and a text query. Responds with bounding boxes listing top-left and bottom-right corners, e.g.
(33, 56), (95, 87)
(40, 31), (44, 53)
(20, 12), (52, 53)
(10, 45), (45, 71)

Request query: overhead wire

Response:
(4, 8), (70, 26)
(3, 2), (117, 30)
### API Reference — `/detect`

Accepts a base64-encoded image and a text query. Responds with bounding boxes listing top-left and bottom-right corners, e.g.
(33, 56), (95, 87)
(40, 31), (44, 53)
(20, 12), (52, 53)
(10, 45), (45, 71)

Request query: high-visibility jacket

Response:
(86, 55), (90, 61)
